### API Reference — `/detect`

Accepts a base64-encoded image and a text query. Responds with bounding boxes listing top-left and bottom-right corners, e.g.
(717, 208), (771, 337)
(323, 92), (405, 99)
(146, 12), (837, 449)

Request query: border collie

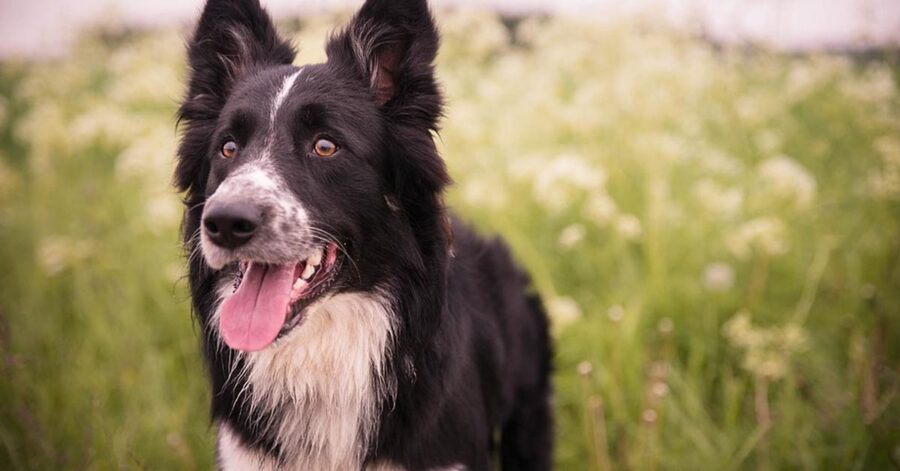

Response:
(174, 0), (552, 469)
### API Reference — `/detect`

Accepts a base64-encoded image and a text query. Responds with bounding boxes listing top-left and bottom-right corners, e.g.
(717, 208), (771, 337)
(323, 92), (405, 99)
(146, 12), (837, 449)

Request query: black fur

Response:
(175, 0), (552, 469)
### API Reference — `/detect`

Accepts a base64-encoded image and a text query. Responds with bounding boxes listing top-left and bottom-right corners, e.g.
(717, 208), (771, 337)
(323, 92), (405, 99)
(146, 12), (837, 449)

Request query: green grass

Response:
(1, 11), (899, 470)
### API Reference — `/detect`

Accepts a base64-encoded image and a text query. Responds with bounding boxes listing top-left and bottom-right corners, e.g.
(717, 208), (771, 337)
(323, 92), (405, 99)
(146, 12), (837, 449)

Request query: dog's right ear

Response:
(176, 0), (294, 196)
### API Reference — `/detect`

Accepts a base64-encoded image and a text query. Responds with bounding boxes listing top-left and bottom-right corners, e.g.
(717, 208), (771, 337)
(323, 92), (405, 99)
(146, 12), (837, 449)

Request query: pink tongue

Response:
(219, 262), (295, 352)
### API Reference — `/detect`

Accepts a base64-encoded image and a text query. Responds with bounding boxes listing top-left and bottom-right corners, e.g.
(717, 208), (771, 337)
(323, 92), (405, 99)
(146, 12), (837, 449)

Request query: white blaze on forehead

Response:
(270, 68), (303, 126)
(257, 67), (303, 165)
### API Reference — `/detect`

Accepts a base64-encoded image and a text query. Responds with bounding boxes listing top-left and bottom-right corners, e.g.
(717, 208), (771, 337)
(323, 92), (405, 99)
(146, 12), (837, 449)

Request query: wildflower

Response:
(703, 262), (735, 292)
(757, 155), (817, 208)
(557, 224), (586, 249)
(651, 381), (669, 398)
(699, 149), (744, 177)
(547, 296), (582, 327)
(868, 136), (900, 200)
(607, 305), (625, 323)
(693, 179), (743, 218)
(460, 178), (506, 210)
(110, 63), (181, 107)
(68, 103), (142, 150)
(726, 217), (789, 260)
(723, 310), (809, 380)
(438, 11), (509, 63)
(577, 361), (593, 377)
(115, 129), (177, 183)
(615, 214), (642, 240)
(840, 65), (896, 103)
(583, 193), (618, 226)
(530, 153), (607, 213)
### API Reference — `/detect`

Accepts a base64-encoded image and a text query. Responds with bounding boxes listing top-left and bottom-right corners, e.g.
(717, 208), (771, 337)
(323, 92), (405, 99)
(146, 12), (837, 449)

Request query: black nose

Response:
(202, 202), (261, 249)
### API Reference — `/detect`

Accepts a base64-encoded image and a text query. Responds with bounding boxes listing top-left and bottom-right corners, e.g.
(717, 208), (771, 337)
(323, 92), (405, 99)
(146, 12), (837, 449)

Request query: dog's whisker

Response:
(185, 200), (206, 214)
(308, 226), (361, 282)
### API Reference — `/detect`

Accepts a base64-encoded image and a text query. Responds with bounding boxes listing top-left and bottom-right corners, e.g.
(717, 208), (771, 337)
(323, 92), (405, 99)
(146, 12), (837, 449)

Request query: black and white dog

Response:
(175, 0), (552, 469)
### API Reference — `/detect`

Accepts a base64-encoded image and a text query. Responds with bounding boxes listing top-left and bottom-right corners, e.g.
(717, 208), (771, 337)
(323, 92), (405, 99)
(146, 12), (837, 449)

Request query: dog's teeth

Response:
(308, 248), (323, 267)
(293, 278), (307, 291)
(301, 263), (316, 280)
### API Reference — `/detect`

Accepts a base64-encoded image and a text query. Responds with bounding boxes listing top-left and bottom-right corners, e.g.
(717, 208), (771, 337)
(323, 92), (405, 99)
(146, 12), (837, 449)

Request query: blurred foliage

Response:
(1, 10), (899, 470)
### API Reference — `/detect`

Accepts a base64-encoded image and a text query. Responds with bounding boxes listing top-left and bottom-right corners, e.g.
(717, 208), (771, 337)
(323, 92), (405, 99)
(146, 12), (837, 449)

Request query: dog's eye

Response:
(312, 138), (338, 157)
(221, 141), (238, 159)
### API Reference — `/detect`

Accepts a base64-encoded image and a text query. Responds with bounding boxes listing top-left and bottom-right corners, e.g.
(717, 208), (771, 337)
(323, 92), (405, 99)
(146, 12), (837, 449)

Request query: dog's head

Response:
(176, 0), (448, 352)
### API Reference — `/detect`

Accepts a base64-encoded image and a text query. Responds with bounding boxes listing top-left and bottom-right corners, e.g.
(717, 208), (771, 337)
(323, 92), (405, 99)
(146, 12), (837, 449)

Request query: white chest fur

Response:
(216, 291), (397, 471)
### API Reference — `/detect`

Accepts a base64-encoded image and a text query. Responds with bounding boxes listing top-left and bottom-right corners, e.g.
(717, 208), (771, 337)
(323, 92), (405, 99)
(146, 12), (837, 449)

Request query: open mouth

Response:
(218, 242), (341, 352)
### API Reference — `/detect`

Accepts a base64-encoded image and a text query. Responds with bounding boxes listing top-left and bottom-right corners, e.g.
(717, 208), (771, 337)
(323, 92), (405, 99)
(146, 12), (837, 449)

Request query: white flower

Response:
(703, 262), (735, 291)
(693, 179), (743, 218)
(615, 214), (642, 240)
(69, 103), (143, 150)
(438, 11), (509, 63)
(727, 217), (789, 260)
(723, 311), (809, 380)
(700, 149), (744, 177)
(557, 224), (586, 249)
(583, 193), (618, 226)
(757, 155), (817, 208)
(547, 296), (582, 328)
(607, 304), (625, 322)
(115, 129), (176, 183)
(840, 64), (896, 103)
(868, 136), (900, 200)
(460, 178), (506, 210)
(528, 153), (607, 213)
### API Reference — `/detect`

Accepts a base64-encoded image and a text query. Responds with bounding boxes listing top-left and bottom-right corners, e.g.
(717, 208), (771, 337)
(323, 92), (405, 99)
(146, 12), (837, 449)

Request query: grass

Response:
(0, 10), (899, 470)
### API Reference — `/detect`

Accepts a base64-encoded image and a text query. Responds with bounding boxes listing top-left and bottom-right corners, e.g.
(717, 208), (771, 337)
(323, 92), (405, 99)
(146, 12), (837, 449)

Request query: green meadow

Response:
(1, 10), (898, 470)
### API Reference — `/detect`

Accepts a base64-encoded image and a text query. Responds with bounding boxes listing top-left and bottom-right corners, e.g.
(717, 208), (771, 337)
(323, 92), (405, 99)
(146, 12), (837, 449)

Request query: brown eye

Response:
(221, 141), (238, 159)
(313, 138), (338, 157)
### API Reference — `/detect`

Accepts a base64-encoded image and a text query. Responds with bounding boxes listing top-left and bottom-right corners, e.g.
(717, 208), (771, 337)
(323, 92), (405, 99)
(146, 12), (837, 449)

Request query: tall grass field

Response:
(0, 10), (898, 470)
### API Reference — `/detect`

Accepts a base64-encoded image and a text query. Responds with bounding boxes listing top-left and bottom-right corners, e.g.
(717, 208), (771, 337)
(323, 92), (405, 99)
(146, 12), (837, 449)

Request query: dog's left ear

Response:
(327, 0), (441, 127)
(176, 0), (295, 198)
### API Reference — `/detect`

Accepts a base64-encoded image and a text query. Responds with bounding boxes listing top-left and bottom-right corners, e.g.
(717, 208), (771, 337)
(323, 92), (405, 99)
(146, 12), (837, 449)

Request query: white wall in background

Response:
(0, 0), (898, 58)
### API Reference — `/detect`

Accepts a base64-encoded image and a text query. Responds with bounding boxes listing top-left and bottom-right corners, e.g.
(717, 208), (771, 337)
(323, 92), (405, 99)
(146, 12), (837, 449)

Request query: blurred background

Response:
(0, 0), (899, 469)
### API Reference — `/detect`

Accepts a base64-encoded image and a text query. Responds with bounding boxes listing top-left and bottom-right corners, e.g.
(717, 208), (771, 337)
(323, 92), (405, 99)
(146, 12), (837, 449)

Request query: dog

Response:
(174, 0), (552, 469)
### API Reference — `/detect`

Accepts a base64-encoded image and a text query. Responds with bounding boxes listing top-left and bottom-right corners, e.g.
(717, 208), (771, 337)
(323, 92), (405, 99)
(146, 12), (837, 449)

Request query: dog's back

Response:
(446, 223), (554, 469)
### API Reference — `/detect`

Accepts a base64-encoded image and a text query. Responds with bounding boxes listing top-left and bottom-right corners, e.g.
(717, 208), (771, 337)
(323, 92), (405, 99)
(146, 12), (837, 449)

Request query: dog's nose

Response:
(203, 202), (261, 249)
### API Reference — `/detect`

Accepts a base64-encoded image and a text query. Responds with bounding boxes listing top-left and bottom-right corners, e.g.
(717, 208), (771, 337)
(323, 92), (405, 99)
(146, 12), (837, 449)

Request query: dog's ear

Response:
(326, 0), (441, 127)
(184, 0), (294, 106)
(329, 0), (451, 254)
(176, 0), (294, 196)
